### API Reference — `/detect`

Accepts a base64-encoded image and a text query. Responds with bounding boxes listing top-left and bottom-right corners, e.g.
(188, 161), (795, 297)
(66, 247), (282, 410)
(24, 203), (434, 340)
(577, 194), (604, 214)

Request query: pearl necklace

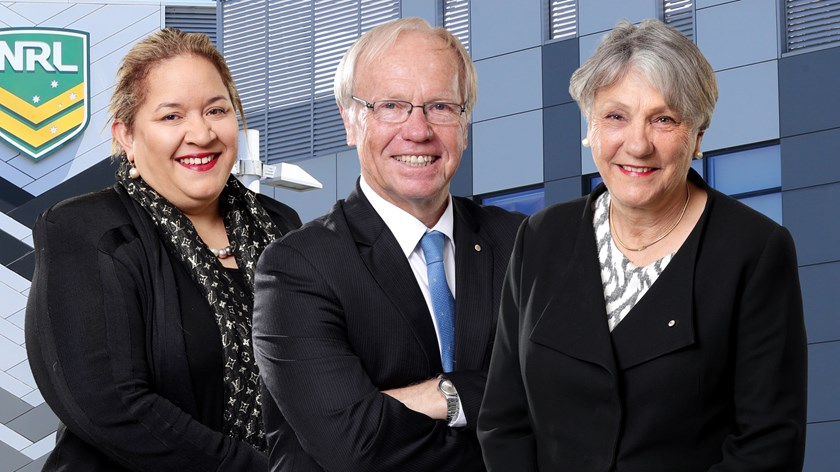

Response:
(209, 241), (236, 259)
(609, 185), (690, 252)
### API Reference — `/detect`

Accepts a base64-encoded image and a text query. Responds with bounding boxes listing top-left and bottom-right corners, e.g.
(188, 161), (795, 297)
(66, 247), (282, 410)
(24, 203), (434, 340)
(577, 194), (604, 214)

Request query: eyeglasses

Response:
(351, 96), (465, 125)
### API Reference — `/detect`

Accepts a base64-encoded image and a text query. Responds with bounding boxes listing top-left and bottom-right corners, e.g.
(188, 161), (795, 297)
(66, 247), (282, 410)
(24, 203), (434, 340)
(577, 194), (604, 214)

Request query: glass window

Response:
(739, 193), (782, 225)
(482, 187), (545, 215)
(707, 145), (780, 196)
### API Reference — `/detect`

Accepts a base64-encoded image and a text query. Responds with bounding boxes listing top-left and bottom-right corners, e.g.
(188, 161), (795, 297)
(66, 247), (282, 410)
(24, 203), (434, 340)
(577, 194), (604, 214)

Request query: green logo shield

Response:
(0, 28), (90, 160)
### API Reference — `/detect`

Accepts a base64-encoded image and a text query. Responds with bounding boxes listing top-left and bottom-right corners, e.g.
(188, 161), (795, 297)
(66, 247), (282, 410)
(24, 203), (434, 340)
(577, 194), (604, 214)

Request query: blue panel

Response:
(696, 0), (737, 8)
(707, 145), (781, 195)
(482, 187), (545, 215)
(702, 61), (779, 151)
(263, 155), (337, 224)
(473, 111), (543, 194)
(545, 176), (583, 206)
(696, 0), (778, 71)
(542, 38), (579, 107)
(544, 103), (582, 181)
(580, 115), (597, 175)
(783, 183), (840, 266)
(472, 48), (542, 122)
(800, 262), (840, 343)
(781, 127), (840, 191)
(336, 148), (361, 200)
(779, 46), (840, 137)
(471, 0), (542, 60)
(578, 0), (657, 36)
(804, 421), (840, 472)
(737, 193), (782, 225)
(450, 129), (473, 198)
(807, 342), (840, 422)
(400, 0), (438, 26)
(578, 31), (606, 65)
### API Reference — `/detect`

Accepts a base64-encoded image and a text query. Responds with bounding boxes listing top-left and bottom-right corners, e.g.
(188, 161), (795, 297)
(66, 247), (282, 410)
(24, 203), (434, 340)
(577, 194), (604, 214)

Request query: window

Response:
(443, 0), (471, 52)
(548, 0), (577, 41)
(661, 0), (694, 41)
(706, 144), (782, 223)
(784, 0), (840, 52)
(482, 187), (545, 215)
(221, 1), (400, 163)
(165, 5), (217, 45)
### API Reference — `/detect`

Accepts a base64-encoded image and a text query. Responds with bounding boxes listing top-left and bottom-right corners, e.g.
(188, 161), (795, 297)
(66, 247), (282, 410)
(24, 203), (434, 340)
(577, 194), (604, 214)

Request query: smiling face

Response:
(589, 68), (702, 215)
(343, 30), (467, 224)
(112, 54), (238, 214)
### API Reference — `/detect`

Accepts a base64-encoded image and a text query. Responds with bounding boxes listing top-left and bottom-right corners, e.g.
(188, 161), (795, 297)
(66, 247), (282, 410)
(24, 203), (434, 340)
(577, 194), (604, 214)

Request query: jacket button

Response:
(668, 320), (676, 327)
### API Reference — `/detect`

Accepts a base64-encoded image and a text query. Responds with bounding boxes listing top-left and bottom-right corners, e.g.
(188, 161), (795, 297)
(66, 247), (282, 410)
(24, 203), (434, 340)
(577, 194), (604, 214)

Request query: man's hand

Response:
(383, 379), (447, 420)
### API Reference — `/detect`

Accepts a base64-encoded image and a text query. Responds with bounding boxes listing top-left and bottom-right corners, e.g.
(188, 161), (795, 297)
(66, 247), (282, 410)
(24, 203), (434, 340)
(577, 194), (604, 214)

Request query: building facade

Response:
(0, 0), (837, 470)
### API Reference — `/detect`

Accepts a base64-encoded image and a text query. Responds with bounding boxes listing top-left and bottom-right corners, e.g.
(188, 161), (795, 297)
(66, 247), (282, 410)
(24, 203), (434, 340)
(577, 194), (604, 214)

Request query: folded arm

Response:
(253, 241), (484, 472)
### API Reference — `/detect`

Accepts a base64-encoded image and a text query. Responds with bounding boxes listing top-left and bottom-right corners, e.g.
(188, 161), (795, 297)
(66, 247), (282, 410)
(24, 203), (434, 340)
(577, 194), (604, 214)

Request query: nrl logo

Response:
(0, 28), (89, 160)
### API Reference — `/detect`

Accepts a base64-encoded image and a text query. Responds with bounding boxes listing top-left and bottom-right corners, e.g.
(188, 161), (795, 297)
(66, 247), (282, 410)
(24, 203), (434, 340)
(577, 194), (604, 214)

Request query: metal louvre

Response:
(549, 0), (577, 41)
(165, 6), (218, 45)
(785, 0), (840, 52)
(662, 0), (694, 41)
(222, 0), (399, 163)
(443, 0), (470, 52)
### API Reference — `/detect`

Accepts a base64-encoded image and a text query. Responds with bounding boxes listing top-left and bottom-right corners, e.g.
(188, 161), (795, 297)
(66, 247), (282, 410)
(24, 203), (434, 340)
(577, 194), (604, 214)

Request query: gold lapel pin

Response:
(474, 244), (482, 252)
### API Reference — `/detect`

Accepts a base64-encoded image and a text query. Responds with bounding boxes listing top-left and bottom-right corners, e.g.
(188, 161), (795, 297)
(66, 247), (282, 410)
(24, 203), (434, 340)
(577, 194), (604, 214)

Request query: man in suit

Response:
(253, 17), (523, 472)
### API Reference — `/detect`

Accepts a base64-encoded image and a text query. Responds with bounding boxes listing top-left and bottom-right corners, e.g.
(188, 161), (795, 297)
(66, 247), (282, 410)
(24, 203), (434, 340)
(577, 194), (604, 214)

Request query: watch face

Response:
(439, 379), (457, 396)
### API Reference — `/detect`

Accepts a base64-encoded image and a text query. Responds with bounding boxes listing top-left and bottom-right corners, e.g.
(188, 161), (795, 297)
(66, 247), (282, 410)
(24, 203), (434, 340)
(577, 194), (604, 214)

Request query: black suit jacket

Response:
(253, 184), (523, 472)
(26, 184), (301, 471)
(477, 171), (807, 471)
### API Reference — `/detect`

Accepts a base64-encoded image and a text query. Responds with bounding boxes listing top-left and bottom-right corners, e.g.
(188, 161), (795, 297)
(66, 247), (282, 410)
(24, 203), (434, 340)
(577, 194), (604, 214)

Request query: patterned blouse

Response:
(593, 192), (675, 332)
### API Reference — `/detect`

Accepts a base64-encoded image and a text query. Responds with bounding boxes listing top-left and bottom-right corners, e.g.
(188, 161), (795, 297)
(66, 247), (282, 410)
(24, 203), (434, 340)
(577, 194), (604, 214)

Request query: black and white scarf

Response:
(117, 161), (279, 451)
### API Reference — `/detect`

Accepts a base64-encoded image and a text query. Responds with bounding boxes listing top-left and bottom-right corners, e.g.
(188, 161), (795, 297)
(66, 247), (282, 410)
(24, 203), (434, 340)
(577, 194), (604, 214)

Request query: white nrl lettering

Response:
(0, 40), (78, 72)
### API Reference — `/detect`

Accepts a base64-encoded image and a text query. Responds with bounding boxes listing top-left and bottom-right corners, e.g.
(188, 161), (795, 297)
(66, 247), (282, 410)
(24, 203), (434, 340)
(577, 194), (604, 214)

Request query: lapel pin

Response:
(668, 320), (676, 327)
(474, 244), (481, 252)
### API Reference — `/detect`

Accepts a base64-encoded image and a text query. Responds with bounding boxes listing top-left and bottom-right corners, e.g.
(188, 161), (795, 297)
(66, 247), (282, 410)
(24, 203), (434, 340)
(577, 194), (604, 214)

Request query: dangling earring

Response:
(693, 150), (703, 160)
(128, 162), (140, 179)
(581, 137), (590, 148)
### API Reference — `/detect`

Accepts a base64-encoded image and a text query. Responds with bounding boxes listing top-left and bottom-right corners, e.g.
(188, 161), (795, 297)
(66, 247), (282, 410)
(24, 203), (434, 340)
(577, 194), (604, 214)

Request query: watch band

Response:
(437, 376), (460, 424)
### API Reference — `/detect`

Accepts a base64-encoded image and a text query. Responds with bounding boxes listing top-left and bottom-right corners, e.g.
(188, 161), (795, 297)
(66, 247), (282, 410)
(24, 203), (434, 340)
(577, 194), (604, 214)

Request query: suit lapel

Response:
(452, 199), (494, 371)
(341, 183), (443, 372)
(529, 195), (618, 375)
(609, 185), (708, 370)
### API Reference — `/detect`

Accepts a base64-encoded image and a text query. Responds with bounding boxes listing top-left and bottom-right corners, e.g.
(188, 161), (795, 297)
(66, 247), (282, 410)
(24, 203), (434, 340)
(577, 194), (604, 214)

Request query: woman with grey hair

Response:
(477, 19), (806, 471)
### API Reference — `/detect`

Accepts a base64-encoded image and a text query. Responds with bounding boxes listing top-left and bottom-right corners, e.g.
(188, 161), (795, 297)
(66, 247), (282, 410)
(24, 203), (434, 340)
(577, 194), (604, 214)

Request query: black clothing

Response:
(26, 184), (301, 471)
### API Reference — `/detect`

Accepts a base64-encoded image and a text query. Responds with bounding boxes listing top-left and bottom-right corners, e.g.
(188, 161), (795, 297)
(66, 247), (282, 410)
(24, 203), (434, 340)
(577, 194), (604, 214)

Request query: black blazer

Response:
(477, 172), (807, 472)
(253, 184), (523, 472)
(25, 184), (301, 472)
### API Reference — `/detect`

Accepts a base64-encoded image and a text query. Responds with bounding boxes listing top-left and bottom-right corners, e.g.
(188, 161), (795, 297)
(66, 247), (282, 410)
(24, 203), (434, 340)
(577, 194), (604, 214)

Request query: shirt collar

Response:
(360, 175), (454, 258)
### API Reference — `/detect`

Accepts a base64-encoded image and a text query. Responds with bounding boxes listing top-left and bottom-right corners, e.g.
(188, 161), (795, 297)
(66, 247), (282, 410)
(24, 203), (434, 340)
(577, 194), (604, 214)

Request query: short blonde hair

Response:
(569, 19), (718, 130)
(333, 17), (477, 118)
(109, 28), (244, 156)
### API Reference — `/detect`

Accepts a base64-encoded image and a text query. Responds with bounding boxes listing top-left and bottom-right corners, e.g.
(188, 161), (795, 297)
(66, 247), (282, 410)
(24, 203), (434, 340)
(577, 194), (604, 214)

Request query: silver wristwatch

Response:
(437, 376), (460, 424)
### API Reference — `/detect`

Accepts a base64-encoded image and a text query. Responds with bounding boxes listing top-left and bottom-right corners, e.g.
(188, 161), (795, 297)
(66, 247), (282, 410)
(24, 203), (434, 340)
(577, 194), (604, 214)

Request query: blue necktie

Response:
(420, 230), (456, 372)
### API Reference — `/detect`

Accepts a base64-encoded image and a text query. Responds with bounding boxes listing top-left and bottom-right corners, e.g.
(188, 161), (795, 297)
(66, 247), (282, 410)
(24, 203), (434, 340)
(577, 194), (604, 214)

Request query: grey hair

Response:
(569, 19), (718, 131)
(333, 17), (477, 121)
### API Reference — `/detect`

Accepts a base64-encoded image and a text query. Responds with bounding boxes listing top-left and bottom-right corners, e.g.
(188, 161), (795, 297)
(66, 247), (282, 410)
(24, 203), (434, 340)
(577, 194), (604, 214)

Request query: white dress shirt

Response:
(360, 176), (466, 427)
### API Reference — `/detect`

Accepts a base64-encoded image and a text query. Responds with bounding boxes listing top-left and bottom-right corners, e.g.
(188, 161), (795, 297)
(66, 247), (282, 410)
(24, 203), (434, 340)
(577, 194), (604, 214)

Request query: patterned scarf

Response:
(117, 160), (280, 451)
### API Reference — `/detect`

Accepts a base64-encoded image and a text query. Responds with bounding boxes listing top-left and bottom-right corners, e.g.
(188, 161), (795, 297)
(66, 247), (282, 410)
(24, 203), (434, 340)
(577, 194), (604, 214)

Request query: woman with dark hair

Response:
(26, 28), (301, 471)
